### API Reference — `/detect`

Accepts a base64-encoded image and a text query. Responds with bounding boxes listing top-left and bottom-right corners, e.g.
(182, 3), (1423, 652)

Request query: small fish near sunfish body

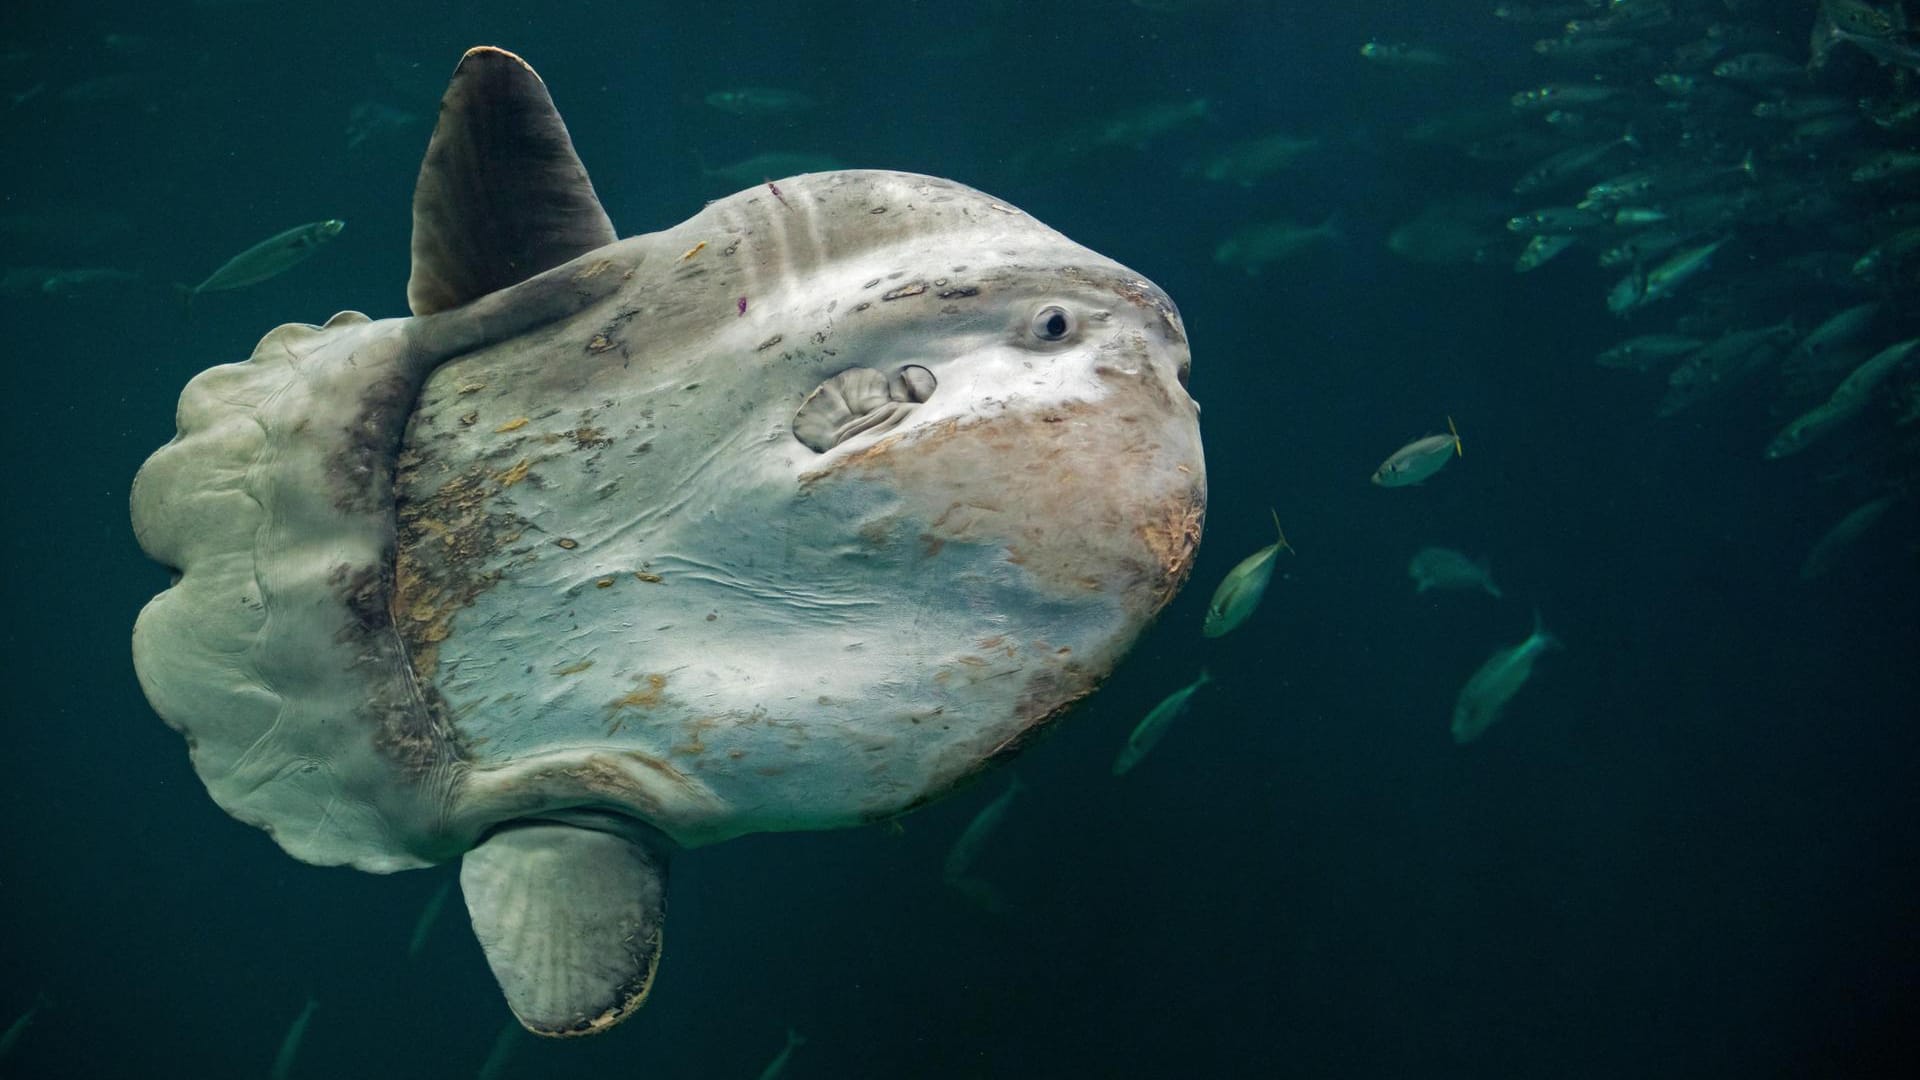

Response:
(756, 1028), (806, 1080)
(942, 775), (1024, 884)
(184, 218), (344, 301)
(1373, 416), (1462, 487)
(1113, 669), (1212, 776)
(1202, 510), (1293, 637)
(1213, 215), (1342, 274)
(474, 1018), (524, 1080)
(268, 998), (319, 1080)
(1408, 546), (1504, 598)
(406, 878), (454, 958)
(1451, 614), (1559, 745)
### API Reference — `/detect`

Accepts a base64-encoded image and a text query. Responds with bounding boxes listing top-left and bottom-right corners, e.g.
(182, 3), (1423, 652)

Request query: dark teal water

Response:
(3, 1), (1916, 1076)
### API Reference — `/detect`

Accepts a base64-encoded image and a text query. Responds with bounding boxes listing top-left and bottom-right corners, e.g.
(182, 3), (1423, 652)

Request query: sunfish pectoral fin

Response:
(407, 45), (618, 316)
(460, 821), (668, 1037)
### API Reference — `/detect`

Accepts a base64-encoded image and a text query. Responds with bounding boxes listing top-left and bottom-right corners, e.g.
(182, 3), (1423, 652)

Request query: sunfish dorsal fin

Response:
(407, 46), (616, 316)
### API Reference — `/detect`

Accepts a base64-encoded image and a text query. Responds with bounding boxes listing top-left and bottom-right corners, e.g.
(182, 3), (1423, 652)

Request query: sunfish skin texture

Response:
(130, 46), (1207, 1041)
(133, 171), (1208, 867)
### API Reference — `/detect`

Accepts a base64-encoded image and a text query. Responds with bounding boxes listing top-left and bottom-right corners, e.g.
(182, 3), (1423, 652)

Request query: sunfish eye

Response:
(1031, 304), (1074, 342)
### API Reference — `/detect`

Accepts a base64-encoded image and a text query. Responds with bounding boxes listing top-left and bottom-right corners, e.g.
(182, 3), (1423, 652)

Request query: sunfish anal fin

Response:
(460, 822), (667, 1037)
(407, 45), (617, 316)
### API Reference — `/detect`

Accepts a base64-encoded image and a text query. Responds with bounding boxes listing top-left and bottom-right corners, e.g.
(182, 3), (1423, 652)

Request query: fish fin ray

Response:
(407, 46), (617, 316)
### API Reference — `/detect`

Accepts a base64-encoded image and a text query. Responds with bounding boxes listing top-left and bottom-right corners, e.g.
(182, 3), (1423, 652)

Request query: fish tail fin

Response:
(1005, 772), (1027, 795)
(787, 1028), (807, 1049)
(174, 282), (195, 317)
(1737, 148), (1758, 183)
(1447, 414), (1462, 456)
(1270, 508), (1295, 554)
(1530, 608), (1562, 650)
(1196, 667), (1214, 687)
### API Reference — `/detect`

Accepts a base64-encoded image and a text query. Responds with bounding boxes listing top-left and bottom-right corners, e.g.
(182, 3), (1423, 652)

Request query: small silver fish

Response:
(1202, 510), (1293, 637)
(1766, 339), (1918, 459)
(473, 1018), (523, 1080)
(1800, 495), (1898, 581)
(1113, 669), (1212, 776)
(1359, 40), (1454, 67)
(1213, 215), (1342, 274)
(1451, 615), (1559, 745)
(1514, 233), (1576, 273)
(1372, 416), (1462, 487)
(1594, 333), (1704, 371)
(186, 219), (344, 299)
(1408, 547), (1504, 598)
(268, 998), (319, 1080)
(407, 878), (454, 958)
(756, 1028), (806, 1080)
(942, 775), (1024, 883)
(0, 993), (50, 1061)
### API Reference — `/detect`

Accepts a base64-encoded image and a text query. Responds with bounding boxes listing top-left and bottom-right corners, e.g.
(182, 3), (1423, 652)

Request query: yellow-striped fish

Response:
(1201, 510), (1292, 637)
(1372, 416), (1462, 487)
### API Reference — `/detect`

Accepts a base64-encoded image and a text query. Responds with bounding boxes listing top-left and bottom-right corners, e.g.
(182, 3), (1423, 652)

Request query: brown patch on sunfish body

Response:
(608, 673), (670, 713)
(804, 392), (1200, 618)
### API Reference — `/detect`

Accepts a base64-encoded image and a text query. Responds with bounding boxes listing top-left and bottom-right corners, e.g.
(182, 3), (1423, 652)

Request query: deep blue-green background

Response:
(3, 1), (1916, 1076)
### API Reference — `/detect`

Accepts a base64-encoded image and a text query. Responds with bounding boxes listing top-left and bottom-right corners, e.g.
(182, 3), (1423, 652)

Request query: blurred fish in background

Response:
(1367, 0), (1920, 578)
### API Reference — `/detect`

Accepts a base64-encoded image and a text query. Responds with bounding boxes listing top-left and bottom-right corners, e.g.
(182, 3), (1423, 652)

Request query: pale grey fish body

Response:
(474, 1018), (522, 1080)
(1451, 623), (1558, 744)
(942, 775), (1023, 882)
(407, 878), (453, 957)
(1595, 333), (1704, 370)
(1408, 547), (1503, 598)
(1092, 97), (1209, 149)
(1359, 40), (1454, 67)
(1599, 227), (1685, 269)
(1800, 495), (1897, 580)
(1795, 302), (1880, 361)
(1513, 134), (1630, 195)
(1373, 429), (1459, 487)
(1213, 216), (1341, 273)
(191, 219), (344, 294)
(0, 996), (47, 1060)
(1658, 322), (1794, 417)
(1514, 233), (1575, 272)
(1202, 521), (1287, 637)
(268, 998), (318, 1080)
(756, 1029), (806, 1080)
(1193, 132), (1321, 186)
(1113, 669), (1211, 775)
(1638, 235), (1729, 305)
(1768, 338), (1919, 458)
